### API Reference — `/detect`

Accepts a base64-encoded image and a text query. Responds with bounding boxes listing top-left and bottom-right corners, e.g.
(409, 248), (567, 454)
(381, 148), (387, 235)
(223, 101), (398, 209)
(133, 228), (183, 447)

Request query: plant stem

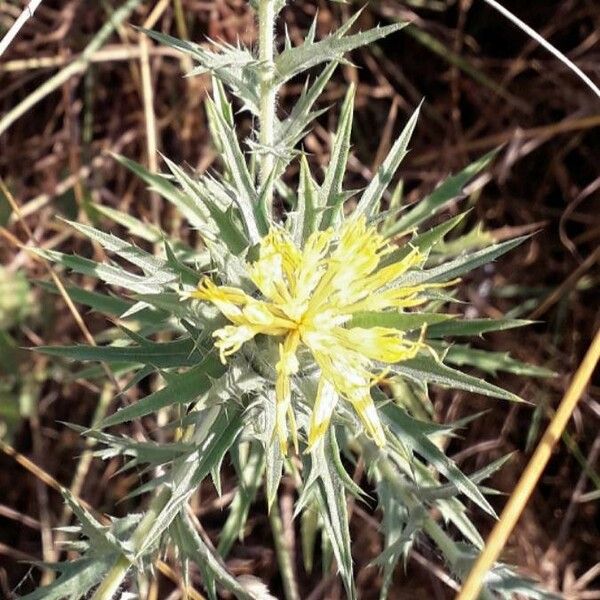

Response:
(268, 491), (300, 600)
(90, 487), (172, 600)
(258, 0), (277, 210)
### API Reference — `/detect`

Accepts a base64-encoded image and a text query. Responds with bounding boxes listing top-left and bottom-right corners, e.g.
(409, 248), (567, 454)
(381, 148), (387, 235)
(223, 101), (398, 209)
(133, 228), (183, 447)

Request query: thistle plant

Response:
(25, 2), (558, 599)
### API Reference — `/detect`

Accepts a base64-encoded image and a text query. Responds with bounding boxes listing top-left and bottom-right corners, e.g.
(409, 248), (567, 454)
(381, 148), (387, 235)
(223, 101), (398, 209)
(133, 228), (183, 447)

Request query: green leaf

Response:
(382, 404), (495, 515)
(162, 155), (249, 253)
(137, 408), (243, 556)
(38, 337), (202, 369)
(19, 557), (114, 600)
(441, 344), (555, 378)
(309, 432), (356, 599)
(387, 148), (499, 236)
(256, 166), (276, 236)
(258, 393), (284, 510)
(172, 513), (258, 600)
(435, 222), (495, 256)
(33, 249), (170, 295)
(99, 354), (224, 428)
(399, 235), (528, 286)
(61, 489), (127, 557)
(300, 501), (320, 574)
(394, 355), (524, 403)
(427, 318), (533, 338)
(141, 28), (261, 115)
(374, 479), (423, 598)
(81, 428), (193, 468)
(295, 153), (320, 243)
(379, 212), (470, 268)
(205, 97), (261, 243)
(320, 84), (355, 228)
(113, 154), (216, 236)
(275, 62), (338, 153)
(349, 311), (453, 330)
(354, 103), (421, 218)
(91, 203), (163, 243)
(275, 16), (406, 85)
(417, 453), (515, 502)
(64, 220), (175, 280)
(218, 443), (264, 557)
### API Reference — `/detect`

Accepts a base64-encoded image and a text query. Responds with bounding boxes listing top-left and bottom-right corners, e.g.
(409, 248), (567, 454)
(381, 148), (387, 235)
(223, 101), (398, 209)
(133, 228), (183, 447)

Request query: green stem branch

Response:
(268, 490), (301, 600)
(90, 487), (171, 600)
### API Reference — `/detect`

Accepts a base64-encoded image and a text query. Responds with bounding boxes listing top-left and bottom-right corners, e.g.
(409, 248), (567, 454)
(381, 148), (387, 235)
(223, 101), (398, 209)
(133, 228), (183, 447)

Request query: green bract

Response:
(27, 2), (556, 599)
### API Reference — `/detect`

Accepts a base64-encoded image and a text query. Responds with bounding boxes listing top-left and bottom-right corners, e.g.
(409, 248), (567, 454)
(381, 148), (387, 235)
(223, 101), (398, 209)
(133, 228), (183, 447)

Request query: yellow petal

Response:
(274, 331), (300, 453)
(191, 278), (253, 323)
(334, 326), (422, 364)
(241, 301), (296, 333)
(250, 228), (302, 303)
(213, 325), (258, 363)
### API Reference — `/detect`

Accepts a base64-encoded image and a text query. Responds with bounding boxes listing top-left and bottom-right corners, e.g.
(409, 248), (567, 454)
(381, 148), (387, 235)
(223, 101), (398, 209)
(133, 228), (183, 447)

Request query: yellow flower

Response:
(190, 217), (442, 453)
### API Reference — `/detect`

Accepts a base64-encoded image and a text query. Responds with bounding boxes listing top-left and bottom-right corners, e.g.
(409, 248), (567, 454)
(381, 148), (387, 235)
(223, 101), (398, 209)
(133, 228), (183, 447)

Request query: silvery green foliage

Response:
(26, 2), (557, 599)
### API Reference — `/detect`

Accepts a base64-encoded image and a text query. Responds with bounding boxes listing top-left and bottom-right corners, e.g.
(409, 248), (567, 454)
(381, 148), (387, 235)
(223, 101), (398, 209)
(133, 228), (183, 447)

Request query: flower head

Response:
(190, 217), (443, 452)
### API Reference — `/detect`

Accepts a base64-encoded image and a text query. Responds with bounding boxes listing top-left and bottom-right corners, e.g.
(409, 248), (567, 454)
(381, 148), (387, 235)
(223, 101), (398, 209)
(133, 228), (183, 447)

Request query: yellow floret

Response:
(189, 217), (445, 452)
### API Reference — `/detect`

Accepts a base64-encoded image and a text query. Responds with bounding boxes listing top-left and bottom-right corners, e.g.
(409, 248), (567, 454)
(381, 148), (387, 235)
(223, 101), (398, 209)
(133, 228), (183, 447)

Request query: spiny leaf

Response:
(36, 281), (137, 318)
(417, 453), (515, 502)
(33, 249), (170, 295)
(374, 480), (424, 598)
(91, 203), (163, 243)
(275, 18), (406, 85)
(205, 97), (261, 243)
(350, 311), (453, 330)
(320, 84), (355, 229)
(218, 443), (264, 557)
(162, 155), (249, 254)
(39, 337), (202, 369)
(399, 235), (529, 286)
(172, 512), (260, 600)
(441, 344), (555, 377)
(113, 154), (216, 237)
(275, 62), (338, 153)
(98, 354), (224, 428)
(382, 403), (495, 515)
(380, 212), (471, 267)
(80, 428), (193, 467)
(295, 153), (320, 243)
(61, 489), (128, 556)
(141, 28), (261, 114)
(309, 432), (356, 599)
(19, 557), (115, 600)
(387, 148), (499, 236)
(394, 355), (524, 403)
(136, 408), (243, 556)
(354, 103), (421, 218)
(427, 317), (533, 338)
(64, 220), (175, 280)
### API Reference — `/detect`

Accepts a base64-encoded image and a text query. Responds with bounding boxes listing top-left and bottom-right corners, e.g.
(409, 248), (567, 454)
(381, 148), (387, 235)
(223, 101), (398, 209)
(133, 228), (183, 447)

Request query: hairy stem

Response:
(91, 406), (223, 598)
(258, 0), (277, 211)
(90, 487), (172, 600)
